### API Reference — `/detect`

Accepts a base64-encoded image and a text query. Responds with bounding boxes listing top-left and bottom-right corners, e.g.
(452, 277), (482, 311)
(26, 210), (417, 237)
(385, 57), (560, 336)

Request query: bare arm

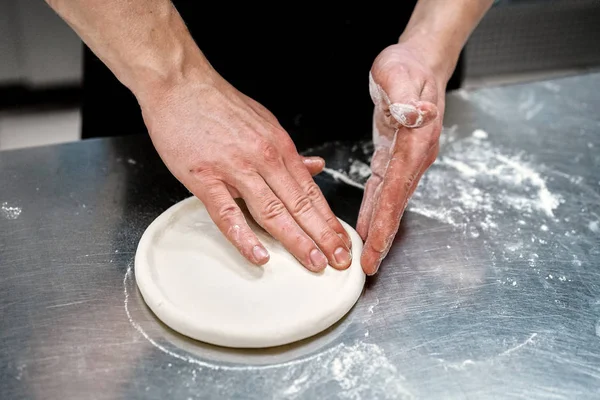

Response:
(44, 0), (354, 272)
(400, 0), (494, 84)
(359, 0), (494, 274)
(45, 0), (211, 98)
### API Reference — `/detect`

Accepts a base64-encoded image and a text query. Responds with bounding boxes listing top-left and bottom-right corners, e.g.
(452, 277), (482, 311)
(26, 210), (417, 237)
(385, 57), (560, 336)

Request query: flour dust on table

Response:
(303, 123), (598, 276)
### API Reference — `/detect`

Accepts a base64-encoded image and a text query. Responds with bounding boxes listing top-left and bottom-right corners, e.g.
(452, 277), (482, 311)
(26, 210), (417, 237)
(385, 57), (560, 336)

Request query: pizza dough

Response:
(135, 196), (365, 348)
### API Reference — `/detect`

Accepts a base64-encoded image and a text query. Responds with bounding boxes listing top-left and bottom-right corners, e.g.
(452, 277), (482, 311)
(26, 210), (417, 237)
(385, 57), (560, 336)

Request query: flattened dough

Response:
(135, 196), (365, 348)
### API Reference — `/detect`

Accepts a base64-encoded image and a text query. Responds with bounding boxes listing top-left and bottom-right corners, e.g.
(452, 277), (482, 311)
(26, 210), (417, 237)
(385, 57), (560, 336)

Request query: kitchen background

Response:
(0, 0), (599, 151)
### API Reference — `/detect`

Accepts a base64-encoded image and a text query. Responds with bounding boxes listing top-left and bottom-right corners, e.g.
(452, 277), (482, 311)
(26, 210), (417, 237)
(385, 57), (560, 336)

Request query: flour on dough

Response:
(135, 196), (365, 348)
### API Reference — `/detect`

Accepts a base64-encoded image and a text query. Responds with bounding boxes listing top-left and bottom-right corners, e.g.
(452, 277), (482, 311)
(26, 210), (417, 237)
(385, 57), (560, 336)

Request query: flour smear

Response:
(1, 202), (22, 220)
(315, 128), (564, 237)
(123, 264), (412, 399)
(410, 128), (563, 234)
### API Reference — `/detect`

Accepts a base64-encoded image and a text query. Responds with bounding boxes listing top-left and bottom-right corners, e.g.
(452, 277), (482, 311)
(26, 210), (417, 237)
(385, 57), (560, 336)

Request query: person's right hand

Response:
(137, 68), (352, 272)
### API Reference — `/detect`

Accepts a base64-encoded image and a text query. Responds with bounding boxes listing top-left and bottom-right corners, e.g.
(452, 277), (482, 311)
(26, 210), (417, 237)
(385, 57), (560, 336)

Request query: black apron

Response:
(81, 2), (463, 149)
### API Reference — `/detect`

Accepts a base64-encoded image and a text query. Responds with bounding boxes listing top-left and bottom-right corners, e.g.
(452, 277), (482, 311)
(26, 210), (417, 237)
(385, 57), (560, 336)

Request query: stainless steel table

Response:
(1, 73), (599, 399)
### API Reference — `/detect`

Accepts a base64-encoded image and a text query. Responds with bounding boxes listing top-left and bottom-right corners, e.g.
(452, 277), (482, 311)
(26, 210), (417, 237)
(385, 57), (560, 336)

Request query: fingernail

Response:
(309, 249), (328, 269)
(252, 245), (269, 263)
(334, 247), (351, 267)
(338, 233), (352, 250)
(389, 103), (422, 128)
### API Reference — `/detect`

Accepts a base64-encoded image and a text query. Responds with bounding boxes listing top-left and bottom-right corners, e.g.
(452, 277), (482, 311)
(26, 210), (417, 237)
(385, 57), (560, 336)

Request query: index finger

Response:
(360, 127), (438, 275)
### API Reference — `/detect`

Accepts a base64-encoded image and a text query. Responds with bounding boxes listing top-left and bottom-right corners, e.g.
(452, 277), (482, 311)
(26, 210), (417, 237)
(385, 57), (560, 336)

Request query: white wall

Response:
(0, 1), (22, 84)
(0, 0), (82, 87)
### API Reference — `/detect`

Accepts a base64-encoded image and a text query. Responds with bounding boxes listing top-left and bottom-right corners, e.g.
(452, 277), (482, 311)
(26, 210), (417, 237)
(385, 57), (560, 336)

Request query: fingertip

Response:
(389, 101), (438, 128)
(389, 103), (419, 127)
(330, 246), (352, 270)
(252, 245), (270, 265)
(302, 155), (325, 165)
(361, 250), (380, 276)
(415, 101), (438, 126)
(306, 262), (327, 273)
(360, 238), (386, 275)
(366, 265), (380, 276)
(308, 248), (328, 272)
(331, 263), (350, 271)
(302, 156), (325, 176)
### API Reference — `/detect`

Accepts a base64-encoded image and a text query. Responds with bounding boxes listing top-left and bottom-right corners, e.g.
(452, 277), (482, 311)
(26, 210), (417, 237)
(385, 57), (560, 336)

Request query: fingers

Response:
(193, 180), (270, 266)
(224, 157), (323, 199)
(287, 152), (353, 250)
(302, 156), (325, 176)
(369, 71), (438, 129)
(360, 128), (438, 275)
(357, 111), (393, 240)
(356, 146), (388, 240)
(283, 139), (352, 251)
(236, 173), (331, 272)
(389, 101), (438, 128)
(259, 156), (352, 270)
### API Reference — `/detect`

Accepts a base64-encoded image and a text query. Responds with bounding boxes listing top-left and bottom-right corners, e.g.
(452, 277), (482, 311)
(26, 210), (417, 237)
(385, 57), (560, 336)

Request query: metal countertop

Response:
(1, 73), (599, 399)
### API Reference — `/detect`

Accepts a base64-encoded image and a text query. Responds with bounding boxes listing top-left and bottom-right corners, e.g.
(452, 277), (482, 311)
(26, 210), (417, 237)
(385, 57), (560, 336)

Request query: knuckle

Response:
(217, 204), (241, 223)
(304, 182), (323, 200)
(371, 237), (390, 254)
(258, 140), (281, 165)
(326, 215), (342, 228)
(280, 137), (298, 155)
(188, 163), (213, 179)
(236, 158), (253, 172)
(260, 198), (286, 221)
(318, 227), (339, 245)
(331, 220), (347, 236)
(404, 172), (419, 192)
(290, 195), (313, 217)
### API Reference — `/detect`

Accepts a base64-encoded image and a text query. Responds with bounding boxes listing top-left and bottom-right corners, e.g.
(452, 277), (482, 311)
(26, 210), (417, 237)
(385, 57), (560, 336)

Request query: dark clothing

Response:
(81, 2), (463, 148)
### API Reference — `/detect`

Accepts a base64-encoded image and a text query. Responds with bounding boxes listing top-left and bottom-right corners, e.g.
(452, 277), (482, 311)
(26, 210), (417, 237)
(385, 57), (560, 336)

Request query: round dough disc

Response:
(135, 196), (365, 348)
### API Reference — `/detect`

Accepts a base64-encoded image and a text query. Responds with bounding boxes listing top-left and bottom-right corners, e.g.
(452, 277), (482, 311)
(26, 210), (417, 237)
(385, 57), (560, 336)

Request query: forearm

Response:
(45, 0), (212, 98)
(400, 0), (494, 83)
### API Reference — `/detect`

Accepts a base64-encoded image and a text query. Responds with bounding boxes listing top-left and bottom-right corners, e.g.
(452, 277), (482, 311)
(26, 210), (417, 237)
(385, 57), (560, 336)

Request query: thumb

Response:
(369, 71), (438, 129)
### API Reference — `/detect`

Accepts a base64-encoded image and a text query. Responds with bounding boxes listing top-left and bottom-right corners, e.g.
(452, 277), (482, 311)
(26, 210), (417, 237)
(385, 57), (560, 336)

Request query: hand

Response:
(138, 69), (352, 272)
(357, 42), (446, 275)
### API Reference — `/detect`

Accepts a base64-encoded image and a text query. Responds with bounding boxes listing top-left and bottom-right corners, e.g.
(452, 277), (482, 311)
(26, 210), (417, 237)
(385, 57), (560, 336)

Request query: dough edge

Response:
(135, 196), (366, 348)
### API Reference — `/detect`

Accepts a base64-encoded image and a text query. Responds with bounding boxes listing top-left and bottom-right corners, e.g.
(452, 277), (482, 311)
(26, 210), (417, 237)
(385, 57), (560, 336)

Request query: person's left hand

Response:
(357, 42), (447, 275)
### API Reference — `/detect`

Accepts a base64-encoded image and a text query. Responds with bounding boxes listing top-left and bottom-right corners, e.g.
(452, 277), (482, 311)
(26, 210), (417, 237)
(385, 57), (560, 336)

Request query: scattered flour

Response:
(348, 159), (372, 182)
(472, 129), (489, 140)
(305, 126), (593, 281)
(1, 202), (22, 220)
(279, 342), (413, 399)
(308, 128), (564, 240)
(440, 158), (478, 177)
(498, 333), (538, 357)
(124, 264), (412, 399)
(322, 168), (365, 190)
(408, 129), (562, 233)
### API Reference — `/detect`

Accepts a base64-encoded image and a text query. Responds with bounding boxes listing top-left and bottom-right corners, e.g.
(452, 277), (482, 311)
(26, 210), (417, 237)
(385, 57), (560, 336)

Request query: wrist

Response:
(128, 45), (217, 104)
(397, 34), (459, 87)
(112, 5), (217, 103)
